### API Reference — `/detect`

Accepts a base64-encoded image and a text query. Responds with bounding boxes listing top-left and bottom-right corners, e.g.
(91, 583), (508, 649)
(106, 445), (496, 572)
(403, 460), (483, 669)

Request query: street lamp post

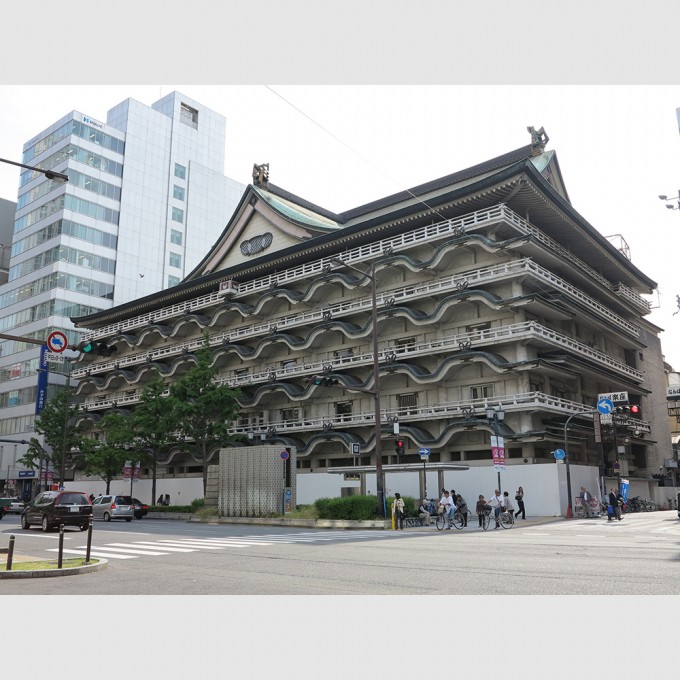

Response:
(485, 406), (505, 492)
(0, 156), (69, 182)
(329, 257), (385, 517)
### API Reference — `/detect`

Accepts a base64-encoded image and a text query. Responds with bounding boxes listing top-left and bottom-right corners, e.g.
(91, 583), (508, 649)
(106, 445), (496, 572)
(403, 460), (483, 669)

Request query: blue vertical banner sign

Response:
(619, 478), (630, 502)
(35, 345), (48, 415)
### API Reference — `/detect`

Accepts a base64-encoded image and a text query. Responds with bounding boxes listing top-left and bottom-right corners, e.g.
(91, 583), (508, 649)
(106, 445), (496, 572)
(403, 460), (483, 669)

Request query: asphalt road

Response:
(2, 511), (679, 595)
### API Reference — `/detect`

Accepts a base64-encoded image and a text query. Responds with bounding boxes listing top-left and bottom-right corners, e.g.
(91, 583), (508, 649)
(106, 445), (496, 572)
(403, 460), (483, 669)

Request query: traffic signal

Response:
(78, 340), (95, 353)
(306, 375), (339, 386)
(630, 404), (641, 418)
(395, 439), (405, 456)
(613, 405), (630, 414)
(78, 340), (116, 357)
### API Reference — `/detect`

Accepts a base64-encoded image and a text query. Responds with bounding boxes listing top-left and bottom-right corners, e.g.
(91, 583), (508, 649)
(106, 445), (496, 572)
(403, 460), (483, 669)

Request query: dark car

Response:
(132, 498), (149, 519)
(21, 490), (92, 532)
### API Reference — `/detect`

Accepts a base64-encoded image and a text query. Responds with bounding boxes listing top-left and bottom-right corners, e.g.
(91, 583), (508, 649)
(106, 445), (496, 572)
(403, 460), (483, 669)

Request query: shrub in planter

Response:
(314, 495), (382, 520)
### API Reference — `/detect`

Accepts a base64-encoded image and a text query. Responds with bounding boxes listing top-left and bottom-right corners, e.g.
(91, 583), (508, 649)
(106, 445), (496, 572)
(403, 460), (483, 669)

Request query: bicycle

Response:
(481, 507), (514, 530)
(435, 509), (467, 530)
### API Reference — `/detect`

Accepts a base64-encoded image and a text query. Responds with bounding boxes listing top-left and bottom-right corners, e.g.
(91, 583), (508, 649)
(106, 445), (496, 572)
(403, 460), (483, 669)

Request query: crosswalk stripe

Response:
(154, 540), (233, 549)
(46, 548), (136, 560)
(131, 542), (197, 552)
(81, 545), (170, 556)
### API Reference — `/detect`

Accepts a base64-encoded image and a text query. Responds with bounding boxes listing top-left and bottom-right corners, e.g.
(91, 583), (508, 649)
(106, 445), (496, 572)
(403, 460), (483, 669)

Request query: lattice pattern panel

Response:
(218, 446), (296, 517)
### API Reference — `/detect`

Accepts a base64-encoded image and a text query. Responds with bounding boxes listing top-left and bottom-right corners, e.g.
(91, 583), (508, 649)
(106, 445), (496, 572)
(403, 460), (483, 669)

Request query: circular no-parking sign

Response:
(46, 331), (68, 353)
(280, 450), (290, 460)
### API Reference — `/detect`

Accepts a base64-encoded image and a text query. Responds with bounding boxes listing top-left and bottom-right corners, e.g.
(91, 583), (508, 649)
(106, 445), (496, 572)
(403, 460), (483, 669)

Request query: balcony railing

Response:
(79, 204), (650, 342)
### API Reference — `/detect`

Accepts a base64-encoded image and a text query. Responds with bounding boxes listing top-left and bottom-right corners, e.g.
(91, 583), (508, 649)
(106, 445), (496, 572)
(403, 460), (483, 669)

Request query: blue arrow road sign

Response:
(553, 448), (566, 460)
(418, 447), (430, 456)
(597, 398), (614, 414)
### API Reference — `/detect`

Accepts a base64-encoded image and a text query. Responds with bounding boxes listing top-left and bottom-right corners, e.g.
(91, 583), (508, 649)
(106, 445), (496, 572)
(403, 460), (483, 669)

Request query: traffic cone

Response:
(566, 503), (572, 518)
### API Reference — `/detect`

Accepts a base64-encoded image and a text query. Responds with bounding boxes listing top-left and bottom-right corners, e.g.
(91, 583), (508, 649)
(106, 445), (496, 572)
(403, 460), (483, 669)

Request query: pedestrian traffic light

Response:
(395, 439), (405, 456)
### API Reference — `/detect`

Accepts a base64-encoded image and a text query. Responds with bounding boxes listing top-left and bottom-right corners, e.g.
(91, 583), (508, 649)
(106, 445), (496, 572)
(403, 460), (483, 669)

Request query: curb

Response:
(0, 557), (108, 580)
(189, 516), (392, 529)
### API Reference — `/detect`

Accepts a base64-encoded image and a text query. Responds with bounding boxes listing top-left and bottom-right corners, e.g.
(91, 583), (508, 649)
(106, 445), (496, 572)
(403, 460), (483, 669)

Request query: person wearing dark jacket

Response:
(608, 488), (623, 521)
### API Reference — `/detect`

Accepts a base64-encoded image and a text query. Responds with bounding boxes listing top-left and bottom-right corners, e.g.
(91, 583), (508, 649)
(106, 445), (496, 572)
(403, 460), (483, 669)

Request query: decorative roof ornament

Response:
(527, 126), (549, 155)
(252, 162), (270, 186)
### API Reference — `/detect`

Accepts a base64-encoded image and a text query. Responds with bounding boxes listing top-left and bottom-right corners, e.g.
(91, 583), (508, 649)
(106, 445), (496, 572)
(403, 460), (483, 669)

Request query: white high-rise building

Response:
(0, 91), (244, 495)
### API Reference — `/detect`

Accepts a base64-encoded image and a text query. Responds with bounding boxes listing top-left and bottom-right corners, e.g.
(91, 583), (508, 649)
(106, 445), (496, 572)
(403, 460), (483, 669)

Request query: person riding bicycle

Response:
(487, 489), (504, 528)
(439, 490), (455, 529)
(455, 494), (469, 527)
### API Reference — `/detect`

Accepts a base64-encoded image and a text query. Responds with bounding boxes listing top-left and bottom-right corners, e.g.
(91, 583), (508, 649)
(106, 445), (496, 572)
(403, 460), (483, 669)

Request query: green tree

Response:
(128, 370), (180, 505)
(80, 413), (135, 494)
(170, 339), (240, 493)
(23, 386), (89, 486)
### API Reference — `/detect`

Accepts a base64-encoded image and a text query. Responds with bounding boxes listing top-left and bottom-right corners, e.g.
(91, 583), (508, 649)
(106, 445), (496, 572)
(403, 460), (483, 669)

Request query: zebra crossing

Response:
(44, 530), (401, 561)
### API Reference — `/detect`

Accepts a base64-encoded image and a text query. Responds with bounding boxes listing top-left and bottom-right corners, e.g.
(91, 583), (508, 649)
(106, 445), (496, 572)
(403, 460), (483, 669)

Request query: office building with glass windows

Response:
(0, 91), (244, 496)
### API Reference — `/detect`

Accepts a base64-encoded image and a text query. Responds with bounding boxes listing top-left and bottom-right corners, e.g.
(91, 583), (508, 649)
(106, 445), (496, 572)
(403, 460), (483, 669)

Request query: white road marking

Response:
(46, 548), (136, 559)
(131, 542), (196, 552)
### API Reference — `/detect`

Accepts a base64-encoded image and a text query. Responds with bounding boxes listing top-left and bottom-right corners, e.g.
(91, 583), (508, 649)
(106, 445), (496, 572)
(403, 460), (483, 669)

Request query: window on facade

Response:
(395, 337), (416, 351)
(335, 401), (352, 421)
(167, 275), (180, 287)
(334, 348), (354, 359)
(281, 408), (299, 422)
(180, 103), (199, 127)
(470, 384), (494, 400)
(174, 163), (186, 180)
(281, 359), (297, 373)
(169, 253), (182, 268)
(466, 322), (491, 333)
(170, 229), (183, 245)
(397, 393), (418, 415)
(171, 207), (184, 224)
(173, 185), (185, 201)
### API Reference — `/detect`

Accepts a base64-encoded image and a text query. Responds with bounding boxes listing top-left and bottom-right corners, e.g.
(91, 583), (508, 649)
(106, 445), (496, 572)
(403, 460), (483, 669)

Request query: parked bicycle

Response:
(481, 507), (514, 530)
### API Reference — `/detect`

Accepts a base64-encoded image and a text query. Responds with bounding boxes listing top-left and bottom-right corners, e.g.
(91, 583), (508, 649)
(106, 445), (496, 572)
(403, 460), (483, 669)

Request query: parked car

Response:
(21, 490), (92, 532)
(132, 498), (149, 519)
(6, 499), (25, 514)
(91, 494), (134, 522)
(0, 497), (13, 519)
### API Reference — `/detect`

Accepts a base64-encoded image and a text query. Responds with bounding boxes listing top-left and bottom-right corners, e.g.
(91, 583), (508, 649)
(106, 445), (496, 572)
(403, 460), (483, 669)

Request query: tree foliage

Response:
(170, 340), (240, 493)
(20, 386), (89, 483)
(128, 370), (180, 504)
(80, 413), (132, 493)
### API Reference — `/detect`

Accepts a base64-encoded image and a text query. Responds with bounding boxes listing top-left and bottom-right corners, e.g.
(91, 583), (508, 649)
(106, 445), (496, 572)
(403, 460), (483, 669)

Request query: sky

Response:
(3, 1), (680, 675)
(2, 84), (680, 370)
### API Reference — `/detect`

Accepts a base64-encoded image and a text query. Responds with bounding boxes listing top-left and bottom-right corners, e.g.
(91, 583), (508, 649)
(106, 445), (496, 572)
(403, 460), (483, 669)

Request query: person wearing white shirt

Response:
(487, 490), (504, 528)
(439, 490), (455, 529)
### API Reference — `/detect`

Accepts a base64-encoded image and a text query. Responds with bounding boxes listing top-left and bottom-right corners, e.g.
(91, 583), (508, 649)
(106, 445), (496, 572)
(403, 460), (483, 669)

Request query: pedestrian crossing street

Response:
(44, 530), (402, 560)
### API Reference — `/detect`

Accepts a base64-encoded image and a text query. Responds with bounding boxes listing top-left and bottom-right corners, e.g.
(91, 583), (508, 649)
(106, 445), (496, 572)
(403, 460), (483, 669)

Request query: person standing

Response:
(488, 489), (504, 528)
(394, 492), (405, 530)
(580, 486), (594, 518)
(456, 494), (469, 527)
(608, 488), (622, 521)
(475, 494), (490, 527)
(515, 486), (526, 519)
(502, 491), (515, 519)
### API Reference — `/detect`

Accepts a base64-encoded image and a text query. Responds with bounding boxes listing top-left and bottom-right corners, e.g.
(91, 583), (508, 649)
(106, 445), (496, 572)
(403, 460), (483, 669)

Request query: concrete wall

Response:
(297, 462), (602, 516)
